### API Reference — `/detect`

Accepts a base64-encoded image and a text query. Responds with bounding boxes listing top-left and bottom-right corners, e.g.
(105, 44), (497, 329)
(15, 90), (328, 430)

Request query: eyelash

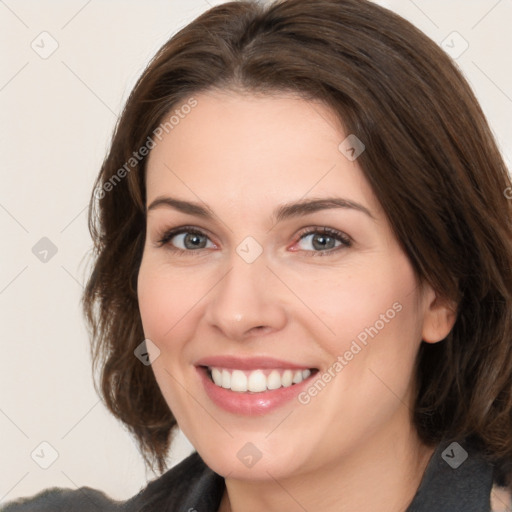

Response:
(155, 225), (352, 257)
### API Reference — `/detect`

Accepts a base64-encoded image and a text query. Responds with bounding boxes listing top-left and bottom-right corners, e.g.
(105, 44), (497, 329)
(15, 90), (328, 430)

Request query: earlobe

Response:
(421, 288), (458, 344)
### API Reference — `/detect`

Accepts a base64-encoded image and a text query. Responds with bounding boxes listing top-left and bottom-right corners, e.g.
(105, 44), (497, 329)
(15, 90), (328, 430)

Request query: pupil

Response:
(185, 233), (206, 249)
(313, 234), (334, 250)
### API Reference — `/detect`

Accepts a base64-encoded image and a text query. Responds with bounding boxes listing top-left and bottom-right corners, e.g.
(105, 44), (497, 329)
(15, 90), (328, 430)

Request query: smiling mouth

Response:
(202, 366), (319, 393)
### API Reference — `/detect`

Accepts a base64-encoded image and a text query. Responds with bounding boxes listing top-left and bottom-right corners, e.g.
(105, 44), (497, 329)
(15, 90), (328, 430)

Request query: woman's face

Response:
(137, 90), (454, 479)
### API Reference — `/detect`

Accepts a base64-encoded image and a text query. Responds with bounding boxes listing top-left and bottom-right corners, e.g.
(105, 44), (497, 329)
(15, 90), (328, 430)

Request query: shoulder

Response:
(124, 450), (224, 510)
(0, 452), (220, 512)
(0, 486), (121, 511)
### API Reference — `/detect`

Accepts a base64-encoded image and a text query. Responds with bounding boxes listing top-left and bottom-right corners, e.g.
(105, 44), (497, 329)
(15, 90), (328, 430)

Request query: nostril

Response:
(247, 325), (269, 335)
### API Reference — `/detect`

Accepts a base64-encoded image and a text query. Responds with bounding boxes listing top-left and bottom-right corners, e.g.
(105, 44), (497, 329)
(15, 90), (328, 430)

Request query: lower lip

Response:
(196, 366), (316, 416)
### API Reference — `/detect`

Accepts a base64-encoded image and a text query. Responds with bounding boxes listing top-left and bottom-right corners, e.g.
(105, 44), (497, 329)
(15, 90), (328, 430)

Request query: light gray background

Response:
(1, 0), (511, 504)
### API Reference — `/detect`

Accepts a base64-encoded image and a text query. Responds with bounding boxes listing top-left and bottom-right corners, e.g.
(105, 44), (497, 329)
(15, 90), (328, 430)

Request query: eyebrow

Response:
(146, 196), (375, 222)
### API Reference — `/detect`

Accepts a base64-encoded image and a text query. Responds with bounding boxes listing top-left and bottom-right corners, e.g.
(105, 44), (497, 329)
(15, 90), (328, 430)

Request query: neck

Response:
(218, 428), (435, 512)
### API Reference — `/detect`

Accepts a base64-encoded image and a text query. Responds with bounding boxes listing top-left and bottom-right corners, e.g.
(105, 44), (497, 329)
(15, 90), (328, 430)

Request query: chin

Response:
(192, 435), (314, 481)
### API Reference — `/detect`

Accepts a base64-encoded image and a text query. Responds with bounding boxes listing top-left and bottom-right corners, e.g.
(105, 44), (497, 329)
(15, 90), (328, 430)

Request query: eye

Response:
(157, 227), (215, 253)
(294, 227), (352, 255)
(155, 225), (351, 256)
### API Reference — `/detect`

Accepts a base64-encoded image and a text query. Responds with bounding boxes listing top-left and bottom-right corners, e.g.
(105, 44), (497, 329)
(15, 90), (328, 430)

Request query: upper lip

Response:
(195, 355), (317, 371)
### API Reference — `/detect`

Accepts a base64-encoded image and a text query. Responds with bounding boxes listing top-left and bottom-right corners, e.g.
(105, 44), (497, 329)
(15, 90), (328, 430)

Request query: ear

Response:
(421, 285), (458, 344)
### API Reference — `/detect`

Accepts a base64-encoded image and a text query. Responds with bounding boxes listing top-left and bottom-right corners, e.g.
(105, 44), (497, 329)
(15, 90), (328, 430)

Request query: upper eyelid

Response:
(156, 226), (216, 245)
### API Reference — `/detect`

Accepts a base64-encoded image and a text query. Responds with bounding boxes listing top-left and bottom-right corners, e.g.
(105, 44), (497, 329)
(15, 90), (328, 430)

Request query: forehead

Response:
(145, 90), (380, 217)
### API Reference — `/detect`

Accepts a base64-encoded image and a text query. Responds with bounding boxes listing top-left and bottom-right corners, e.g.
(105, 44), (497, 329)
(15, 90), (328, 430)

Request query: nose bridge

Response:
(205, 247), (287, 339)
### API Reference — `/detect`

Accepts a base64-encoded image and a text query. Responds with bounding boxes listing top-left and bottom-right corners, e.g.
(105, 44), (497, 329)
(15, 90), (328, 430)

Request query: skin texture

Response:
(137, 90), (457, 512)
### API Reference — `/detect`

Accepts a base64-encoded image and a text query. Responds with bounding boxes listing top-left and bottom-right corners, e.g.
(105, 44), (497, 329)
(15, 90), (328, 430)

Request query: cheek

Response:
(295, 254), (424, 428)
(137, 259), (201, 343)
(296, 256), (421, 356)
(293, 259), (423, 447)
(136, 261), (198, 419)
(137, 265), (170, 341)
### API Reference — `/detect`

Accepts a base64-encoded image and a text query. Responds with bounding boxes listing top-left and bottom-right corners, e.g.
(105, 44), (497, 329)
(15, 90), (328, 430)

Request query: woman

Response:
(3, 0), (512, 510)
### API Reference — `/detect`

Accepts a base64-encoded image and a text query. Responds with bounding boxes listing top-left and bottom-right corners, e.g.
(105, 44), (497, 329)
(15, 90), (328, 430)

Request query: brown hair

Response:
(82, 0), (512, 484)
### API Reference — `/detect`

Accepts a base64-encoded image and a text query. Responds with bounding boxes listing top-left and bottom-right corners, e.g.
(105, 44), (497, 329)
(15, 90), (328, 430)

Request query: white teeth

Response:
(211, 368), (222, 386)
(208, 366), (313, 393)
(231, 370), (247, 392)
(292, 370), (304, 384)
(267, 370), (282, 390)
(221, 369), (231, 389)
(281, 369), (293, 387)
(247, 370), (267, 392)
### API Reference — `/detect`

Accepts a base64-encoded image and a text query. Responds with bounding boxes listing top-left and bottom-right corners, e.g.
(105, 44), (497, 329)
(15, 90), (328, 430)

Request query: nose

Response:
(203, 253), (288, 341)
